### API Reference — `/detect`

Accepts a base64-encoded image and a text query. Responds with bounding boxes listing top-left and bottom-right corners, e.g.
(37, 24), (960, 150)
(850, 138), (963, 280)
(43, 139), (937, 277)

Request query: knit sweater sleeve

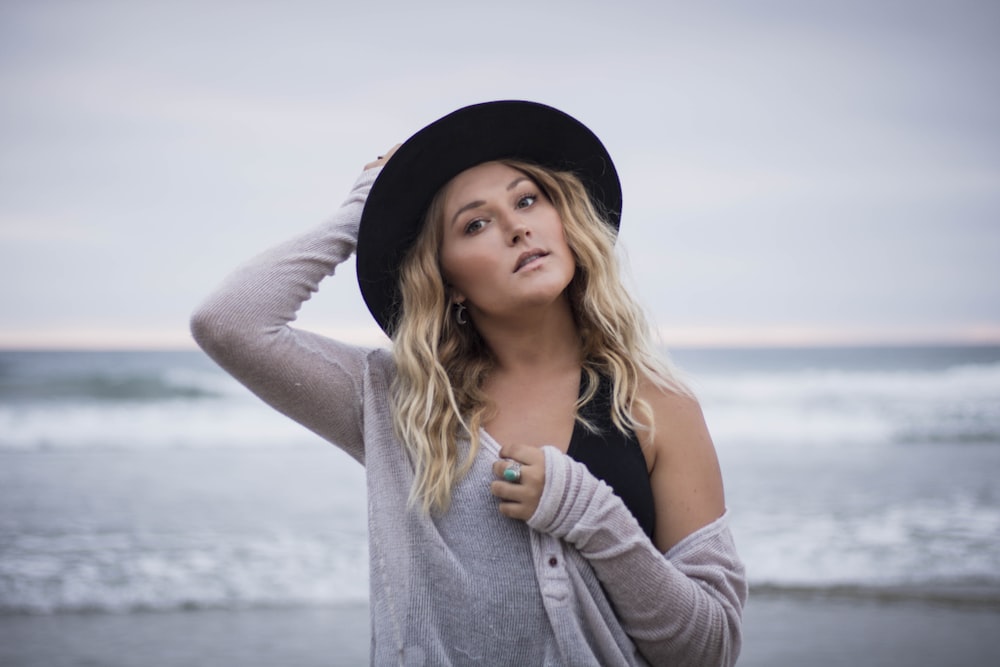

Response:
(527, 446), (747, 667)
(189, 169), (379, 464)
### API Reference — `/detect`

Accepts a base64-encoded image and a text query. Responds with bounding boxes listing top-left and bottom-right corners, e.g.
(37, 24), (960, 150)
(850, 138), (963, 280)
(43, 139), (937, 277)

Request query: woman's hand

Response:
(364, 144), (401, 170)
(490, 444), (547, 521)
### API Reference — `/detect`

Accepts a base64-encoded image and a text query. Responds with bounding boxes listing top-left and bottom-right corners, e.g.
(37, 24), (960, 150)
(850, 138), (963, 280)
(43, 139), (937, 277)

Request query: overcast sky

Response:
(2, 0), (998, 348)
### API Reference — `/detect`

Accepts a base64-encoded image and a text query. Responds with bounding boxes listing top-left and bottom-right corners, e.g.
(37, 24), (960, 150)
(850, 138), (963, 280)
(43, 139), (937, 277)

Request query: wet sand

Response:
(2, 594), (999, 666)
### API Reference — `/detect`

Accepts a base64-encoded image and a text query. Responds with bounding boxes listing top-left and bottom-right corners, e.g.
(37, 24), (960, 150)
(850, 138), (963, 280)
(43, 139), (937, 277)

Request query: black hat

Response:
(356, 100), (622, 335)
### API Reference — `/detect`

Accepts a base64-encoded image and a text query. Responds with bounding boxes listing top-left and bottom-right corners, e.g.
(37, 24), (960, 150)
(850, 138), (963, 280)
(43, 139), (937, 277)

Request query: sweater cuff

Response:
(354, 165), (380, 191)
(527, 445), (624, 541)
(332, 167), (380, 242)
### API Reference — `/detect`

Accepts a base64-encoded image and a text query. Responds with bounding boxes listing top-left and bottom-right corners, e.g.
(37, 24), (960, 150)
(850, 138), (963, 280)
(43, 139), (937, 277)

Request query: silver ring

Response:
(503, 461), (522, 484)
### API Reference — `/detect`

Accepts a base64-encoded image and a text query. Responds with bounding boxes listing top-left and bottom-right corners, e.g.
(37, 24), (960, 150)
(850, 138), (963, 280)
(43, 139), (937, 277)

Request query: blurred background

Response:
(2, 1), (999, 665)
(2, 0), (998, 348)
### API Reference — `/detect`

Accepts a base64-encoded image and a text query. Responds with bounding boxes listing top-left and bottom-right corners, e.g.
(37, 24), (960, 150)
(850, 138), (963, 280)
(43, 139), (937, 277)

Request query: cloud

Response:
(1, 0), (998, 347)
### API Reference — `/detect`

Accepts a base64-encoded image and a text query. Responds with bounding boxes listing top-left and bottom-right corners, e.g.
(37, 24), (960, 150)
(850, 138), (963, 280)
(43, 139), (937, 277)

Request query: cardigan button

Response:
(548, 556), (558, 567)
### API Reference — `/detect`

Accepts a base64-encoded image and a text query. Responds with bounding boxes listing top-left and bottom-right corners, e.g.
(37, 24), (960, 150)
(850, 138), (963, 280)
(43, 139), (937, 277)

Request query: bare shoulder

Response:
(636, 378), (711, 457)
(637, 377), (727, 552)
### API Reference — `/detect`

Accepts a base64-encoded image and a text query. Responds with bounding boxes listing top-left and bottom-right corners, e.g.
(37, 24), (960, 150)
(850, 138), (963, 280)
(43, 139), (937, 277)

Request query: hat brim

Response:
(356, 100), (622, 336)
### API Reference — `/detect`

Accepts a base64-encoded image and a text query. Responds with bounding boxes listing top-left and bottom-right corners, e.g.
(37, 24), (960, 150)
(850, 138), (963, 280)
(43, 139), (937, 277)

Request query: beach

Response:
(4, 594), (1000, 666)
(2, 346), (998, 665)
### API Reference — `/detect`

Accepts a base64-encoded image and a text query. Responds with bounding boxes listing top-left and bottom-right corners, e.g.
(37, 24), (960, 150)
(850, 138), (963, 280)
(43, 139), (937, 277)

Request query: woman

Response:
(192, 100), (746, 666)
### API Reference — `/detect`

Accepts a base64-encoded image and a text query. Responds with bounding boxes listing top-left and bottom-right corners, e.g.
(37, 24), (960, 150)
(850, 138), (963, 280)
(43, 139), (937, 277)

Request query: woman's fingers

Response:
(490, 445), (547, 520)
(498, 443), (544, 468)
(363, 143), (402, 170)
(491, 458), (524, 481)
(489, 479), (534, 502)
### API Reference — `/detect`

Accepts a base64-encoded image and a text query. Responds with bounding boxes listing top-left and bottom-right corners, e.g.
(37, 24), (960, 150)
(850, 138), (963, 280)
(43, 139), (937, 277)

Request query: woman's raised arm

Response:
(190, 168), (381, 463)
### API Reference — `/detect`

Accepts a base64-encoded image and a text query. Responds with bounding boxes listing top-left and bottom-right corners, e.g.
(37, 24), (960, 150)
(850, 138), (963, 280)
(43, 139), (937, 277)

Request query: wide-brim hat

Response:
(356, 100), (622, 336)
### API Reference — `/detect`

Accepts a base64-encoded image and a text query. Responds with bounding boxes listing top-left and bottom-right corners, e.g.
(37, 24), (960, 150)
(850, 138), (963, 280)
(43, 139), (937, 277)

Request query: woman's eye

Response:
(516, 194), (537, 209)
(464, 218), (487, 234)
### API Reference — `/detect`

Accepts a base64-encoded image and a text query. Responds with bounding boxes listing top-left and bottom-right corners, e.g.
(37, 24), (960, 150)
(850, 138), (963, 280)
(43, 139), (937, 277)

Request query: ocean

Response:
(1, 345), (999, 617)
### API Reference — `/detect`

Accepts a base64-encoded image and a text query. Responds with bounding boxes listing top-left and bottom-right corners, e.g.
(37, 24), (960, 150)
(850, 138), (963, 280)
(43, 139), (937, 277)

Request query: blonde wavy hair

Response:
(391, 160), (687, 513)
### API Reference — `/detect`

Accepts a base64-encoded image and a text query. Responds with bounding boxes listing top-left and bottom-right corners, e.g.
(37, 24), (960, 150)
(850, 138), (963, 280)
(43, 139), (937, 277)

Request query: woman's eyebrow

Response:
(507, 176), (529, 191)
(449, 200), (485, 228)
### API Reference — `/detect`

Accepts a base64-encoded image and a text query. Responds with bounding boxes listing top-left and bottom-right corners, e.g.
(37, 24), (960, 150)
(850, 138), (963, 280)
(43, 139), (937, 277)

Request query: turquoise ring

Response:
(503, 461), (522, 484)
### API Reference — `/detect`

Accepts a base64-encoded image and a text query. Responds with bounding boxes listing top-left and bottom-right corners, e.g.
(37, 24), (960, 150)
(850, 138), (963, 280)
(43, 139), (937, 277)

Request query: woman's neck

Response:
(474, 297), (583, 375)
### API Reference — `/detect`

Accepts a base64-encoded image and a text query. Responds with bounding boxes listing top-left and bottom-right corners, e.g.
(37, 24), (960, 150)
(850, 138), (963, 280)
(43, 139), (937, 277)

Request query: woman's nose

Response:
(507, 220), (531, 245)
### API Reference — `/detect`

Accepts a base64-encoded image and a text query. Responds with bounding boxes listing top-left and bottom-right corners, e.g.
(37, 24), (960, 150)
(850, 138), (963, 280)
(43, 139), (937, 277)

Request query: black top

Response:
(567, 374), (656, 539)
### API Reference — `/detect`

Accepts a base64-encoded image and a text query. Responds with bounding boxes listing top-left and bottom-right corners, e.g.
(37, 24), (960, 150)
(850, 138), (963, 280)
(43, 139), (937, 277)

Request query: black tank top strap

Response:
(566, 373), (656, 539)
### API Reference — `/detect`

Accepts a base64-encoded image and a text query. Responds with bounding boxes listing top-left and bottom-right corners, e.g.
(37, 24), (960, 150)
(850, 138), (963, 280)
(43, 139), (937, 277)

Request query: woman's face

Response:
(438, 161), (576, 322)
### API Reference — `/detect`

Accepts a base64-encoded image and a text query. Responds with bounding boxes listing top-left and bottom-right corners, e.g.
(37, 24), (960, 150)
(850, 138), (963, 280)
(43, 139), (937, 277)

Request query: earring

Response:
(454, 303), (468, 325)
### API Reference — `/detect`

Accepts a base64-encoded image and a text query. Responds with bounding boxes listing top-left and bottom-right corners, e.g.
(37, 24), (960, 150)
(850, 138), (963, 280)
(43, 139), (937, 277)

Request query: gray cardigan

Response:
(191, 168), (747, 666)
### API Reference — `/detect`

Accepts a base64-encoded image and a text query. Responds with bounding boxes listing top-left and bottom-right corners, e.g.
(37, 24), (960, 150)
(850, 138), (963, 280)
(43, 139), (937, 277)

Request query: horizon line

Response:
(1, 324), (999, 351)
